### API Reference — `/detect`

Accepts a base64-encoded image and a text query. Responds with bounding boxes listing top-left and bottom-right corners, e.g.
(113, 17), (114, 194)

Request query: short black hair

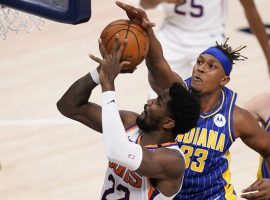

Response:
(167, 82), (200, 137)
(215, 38), (247, 65)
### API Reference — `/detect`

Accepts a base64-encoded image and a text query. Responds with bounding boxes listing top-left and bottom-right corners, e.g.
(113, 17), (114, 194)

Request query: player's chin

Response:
(190, 82), (203, 94)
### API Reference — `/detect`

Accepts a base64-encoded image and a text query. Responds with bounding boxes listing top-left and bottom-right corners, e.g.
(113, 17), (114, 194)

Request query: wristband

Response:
(89, 68), (100, 84)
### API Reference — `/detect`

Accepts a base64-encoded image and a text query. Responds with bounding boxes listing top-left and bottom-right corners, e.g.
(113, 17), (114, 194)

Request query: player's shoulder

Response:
(154, 146), (185, 175)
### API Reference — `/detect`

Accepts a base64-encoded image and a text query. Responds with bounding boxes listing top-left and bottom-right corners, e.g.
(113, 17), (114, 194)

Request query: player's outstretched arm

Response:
(95, 33), (143, 171)
(116, 1), (184, 95)
(240, 0), (270, 76)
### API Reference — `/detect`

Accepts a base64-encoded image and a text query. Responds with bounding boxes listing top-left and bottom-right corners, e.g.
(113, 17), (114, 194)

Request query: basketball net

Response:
(0, 5), (45, 40)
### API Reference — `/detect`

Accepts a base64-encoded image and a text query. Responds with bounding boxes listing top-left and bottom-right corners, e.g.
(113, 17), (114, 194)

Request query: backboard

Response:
(0, 0), (91, 39)
(0, 0), (91, 24)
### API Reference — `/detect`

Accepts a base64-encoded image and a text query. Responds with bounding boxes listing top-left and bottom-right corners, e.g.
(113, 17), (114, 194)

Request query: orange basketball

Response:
(100, 19), (149, 70)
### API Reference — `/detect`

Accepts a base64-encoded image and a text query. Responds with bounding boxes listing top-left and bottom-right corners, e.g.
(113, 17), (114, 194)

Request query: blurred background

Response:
(0, 0), (269, 199)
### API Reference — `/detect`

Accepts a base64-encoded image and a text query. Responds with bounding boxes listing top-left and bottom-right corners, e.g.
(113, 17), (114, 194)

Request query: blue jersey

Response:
(257, 116), (270, 178)
(174, 78), (237, 200)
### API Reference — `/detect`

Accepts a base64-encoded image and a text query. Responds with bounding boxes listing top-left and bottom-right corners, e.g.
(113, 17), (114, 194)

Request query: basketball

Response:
(100, 19), (149, 70)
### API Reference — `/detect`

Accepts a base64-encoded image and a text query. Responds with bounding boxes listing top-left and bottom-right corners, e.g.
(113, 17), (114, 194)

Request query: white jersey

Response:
(159, 0), (227, 48)
(100, 125), (184, 200)
(146, 0), (229, 84)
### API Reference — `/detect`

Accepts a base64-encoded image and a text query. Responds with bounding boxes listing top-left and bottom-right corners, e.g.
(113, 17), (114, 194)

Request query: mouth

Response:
(193, 75), (202, 82)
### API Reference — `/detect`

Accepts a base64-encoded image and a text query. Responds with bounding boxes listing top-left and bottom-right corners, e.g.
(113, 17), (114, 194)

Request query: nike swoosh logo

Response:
(128, 136), (132, 142)
(107, 100), (115, 104)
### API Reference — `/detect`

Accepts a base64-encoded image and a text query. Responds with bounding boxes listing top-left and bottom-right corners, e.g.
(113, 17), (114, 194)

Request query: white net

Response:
(0, 5), (45, 40)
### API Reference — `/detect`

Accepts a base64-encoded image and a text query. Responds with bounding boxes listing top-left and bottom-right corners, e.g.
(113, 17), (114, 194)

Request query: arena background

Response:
(0, 0), (269, 199)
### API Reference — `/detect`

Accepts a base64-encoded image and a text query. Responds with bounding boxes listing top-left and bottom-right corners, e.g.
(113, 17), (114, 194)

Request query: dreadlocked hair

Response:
(215, 38), (248, 64)
(167, 82), (200, 137)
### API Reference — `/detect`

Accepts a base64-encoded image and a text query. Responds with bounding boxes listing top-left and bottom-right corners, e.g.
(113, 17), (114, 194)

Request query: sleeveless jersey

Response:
(100, 125), (184, 200)
(159, 0), (227, 46)
(174, 78), (237, 200)
(257, 116), (270, 178)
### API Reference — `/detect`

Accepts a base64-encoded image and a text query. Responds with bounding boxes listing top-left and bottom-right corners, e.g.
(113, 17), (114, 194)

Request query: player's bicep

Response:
(73, 105), (138, 133)
(236, 108), (270, 157)
(71, 102), (103, 133)
(135, 147), (185, 179)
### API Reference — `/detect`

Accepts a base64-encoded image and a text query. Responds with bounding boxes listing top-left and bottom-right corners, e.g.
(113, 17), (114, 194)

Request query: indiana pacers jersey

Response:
(174, 78), (237, 200)
(100, 125), (183, 200)
(257, 116), (270, 178)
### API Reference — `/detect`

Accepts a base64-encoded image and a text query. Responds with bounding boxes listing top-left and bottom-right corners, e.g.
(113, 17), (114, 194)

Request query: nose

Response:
(196, 62), (206, 73)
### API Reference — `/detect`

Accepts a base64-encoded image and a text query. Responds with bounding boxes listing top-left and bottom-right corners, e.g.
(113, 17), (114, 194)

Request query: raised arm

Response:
(94, 32), (184, 195)
(116, 1), (184, 95)
(57, 36), (137, 132)
(145, 26), (185, 94)
(57, 69), (103, 132)
(240, 0), (270, 76)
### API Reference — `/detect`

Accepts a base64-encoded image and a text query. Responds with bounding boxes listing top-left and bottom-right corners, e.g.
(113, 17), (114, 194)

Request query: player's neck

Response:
(200, 90), (221, 113)
(140, 131), (175, 146)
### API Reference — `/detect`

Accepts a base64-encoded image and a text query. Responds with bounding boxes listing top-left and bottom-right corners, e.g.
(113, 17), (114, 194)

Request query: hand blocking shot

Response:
(57, 31), (200, 198)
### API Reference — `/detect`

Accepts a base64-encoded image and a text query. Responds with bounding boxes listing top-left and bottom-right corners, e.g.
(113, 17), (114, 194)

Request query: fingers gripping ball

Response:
(100, 19), (149, 70)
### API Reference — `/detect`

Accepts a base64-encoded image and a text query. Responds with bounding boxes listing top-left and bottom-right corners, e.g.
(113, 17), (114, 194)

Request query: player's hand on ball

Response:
(90, 34), (130, 87)
(116, 1), (155, 30)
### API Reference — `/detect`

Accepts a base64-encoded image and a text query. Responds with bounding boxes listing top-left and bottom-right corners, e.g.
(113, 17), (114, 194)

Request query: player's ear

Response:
(220, 75), (230, 86)
(163, 118), (175, 130)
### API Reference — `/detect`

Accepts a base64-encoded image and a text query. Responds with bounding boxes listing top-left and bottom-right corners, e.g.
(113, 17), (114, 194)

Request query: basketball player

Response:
(117, 2), (270, 199)
(57, 35), (200, 199)
(241, 93), (270, 199)
(140, 0), (270, 97)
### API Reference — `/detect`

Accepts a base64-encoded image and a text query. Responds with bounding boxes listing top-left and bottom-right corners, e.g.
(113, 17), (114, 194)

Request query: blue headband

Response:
(201, 47), (232, 76)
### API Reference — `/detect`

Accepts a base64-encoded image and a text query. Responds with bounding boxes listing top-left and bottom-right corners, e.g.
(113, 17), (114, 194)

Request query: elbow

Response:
(56, 99), (75, 118)
(56, 100), (68, 116)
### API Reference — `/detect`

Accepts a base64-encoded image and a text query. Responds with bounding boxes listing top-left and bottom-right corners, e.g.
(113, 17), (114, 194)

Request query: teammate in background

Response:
(116, 2), (270, 199)
(57, 35), (200, 199)
(140, 0), (270, 85)
(242, 93), (270, 199)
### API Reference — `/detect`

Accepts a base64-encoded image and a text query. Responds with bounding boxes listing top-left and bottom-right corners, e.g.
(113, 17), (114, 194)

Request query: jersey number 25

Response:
(175, 0), (204, 17)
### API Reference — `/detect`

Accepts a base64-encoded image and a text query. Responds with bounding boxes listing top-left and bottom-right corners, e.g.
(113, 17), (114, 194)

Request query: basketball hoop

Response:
(0, 5), (45, 39)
